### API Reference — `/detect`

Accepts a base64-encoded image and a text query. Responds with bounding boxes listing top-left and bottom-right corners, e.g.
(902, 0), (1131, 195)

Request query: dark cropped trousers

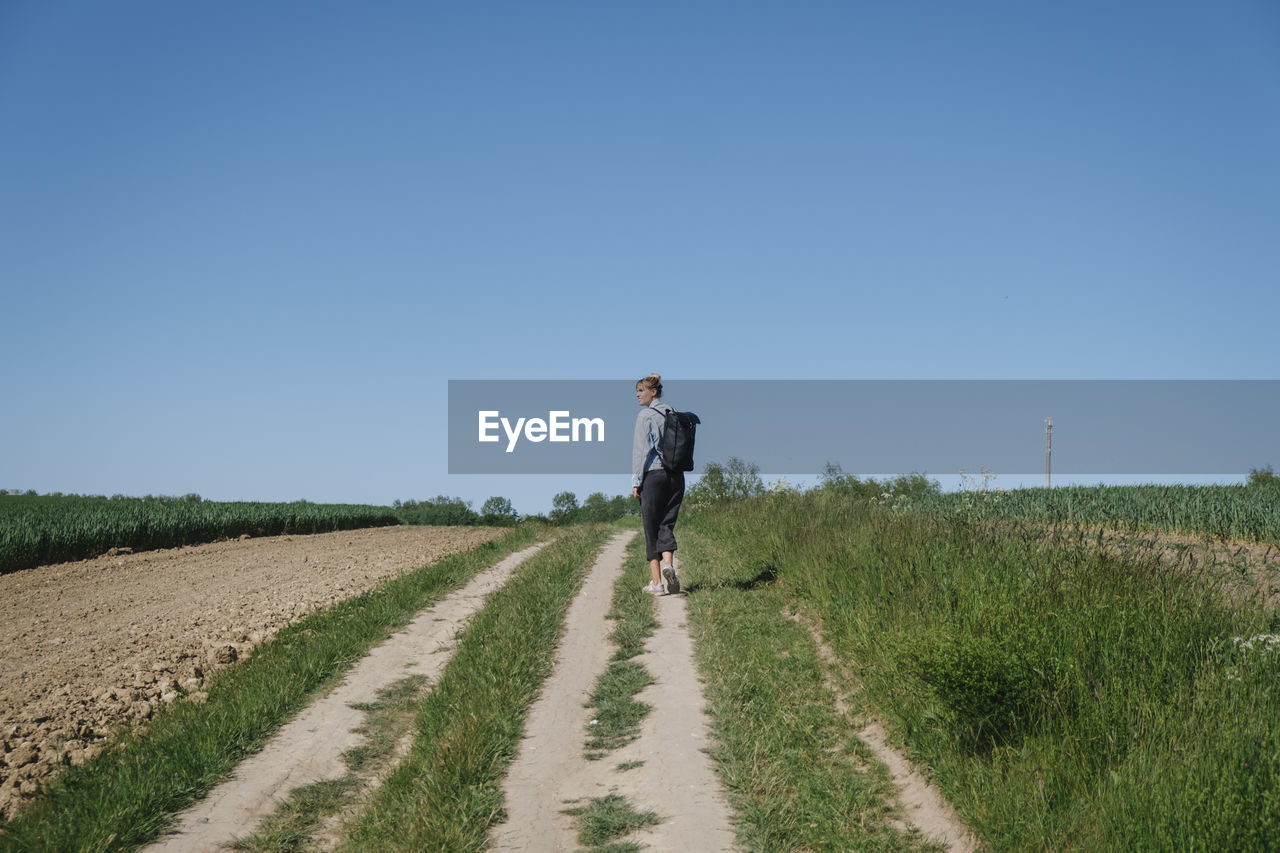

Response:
(640, 467), (685, 561)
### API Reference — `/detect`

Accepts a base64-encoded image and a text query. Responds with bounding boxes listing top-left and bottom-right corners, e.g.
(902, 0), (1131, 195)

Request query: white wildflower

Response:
(1233, 634), (1280, 653)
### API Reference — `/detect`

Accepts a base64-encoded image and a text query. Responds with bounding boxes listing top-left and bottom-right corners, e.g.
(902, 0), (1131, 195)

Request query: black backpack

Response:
(660, 407), (701, 472)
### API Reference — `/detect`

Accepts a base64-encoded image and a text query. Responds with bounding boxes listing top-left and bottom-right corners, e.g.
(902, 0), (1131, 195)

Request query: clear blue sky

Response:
(3, 1), (1277, 514)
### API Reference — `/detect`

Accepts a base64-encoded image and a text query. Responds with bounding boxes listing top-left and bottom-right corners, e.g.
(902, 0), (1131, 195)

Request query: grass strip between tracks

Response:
(0, 524), (548, 853)
(227, 674), (430, 852)
(337, 524), (615, 852)
(584, 534), (657, 761)
(679, 526), (942, 853)
(564, 794), (660, 852)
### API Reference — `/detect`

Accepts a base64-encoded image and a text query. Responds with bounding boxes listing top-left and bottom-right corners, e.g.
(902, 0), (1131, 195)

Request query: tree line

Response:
(392, 491), (638, 527)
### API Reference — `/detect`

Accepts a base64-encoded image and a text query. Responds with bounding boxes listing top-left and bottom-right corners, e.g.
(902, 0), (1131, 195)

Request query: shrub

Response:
(816, 463), (940, 502)
(395, 496), (479, 526)
(1247, 464), (1279, 487)
(686, 457), (765, 504)
(909, 607), (1062, 746)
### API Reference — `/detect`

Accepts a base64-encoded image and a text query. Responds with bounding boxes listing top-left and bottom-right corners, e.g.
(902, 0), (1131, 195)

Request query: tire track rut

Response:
(146, 542), (546, 852)
(492, 543), (736, 852)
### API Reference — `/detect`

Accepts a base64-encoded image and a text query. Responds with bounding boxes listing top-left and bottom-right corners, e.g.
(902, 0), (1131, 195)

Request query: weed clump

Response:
(910, 627), (1061, 746)
(563, 794), (660, 850)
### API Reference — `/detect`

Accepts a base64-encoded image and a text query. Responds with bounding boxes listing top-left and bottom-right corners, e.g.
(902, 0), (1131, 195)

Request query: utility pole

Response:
(1045, 417), (1053, 488)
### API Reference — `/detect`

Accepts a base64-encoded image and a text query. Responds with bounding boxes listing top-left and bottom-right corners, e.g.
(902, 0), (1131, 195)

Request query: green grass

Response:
(0, 493), (401, 574)
(335, 525), (615, 852)
(0, 526), (546, 852)
(584, 535), (658, 760)
(563, 794), (660, 851)
(679, 522), (937, 852)
(685, 489), (1280, 850)
(342, 675), (430, 774)
(229, 778), (359, 852)
(605, 535), (659, 662)
(229, 675), (430, 852)
(584, 662), (652, 759)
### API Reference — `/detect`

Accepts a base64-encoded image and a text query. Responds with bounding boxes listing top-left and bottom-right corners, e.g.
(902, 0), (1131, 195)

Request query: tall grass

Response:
(680, 548), (936, 852)
(684, 489), (1280, 850)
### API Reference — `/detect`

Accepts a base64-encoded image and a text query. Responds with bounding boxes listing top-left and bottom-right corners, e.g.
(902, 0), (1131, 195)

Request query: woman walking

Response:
(632, 373), (684, 594)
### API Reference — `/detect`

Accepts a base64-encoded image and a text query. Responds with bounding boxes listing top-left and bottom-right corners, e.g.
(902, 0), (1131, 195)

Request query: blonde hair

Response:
(635, 373), (663, 397)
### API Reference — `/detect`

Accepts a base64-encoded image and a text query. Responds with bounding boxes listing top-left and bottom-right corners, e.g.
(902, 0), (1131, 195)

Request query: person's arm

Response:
(632, 411), (649, 491)
(632, 408), (661, 491)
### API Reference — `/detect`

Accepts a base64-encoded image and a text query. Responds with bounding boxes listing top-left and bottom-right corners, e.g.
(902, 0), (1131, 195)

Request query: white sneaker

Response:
(661, 562), (680, 594)
(642, 582), (664, 595)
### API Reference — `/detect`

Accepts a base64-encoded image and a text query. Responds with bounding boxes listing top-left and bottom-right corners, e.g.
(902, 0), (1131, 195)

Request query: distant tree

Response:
(723, 458), (765, 500)
(817, 463), (938, 500)
(688, 462), (728, 503)
(550, 491), (579, 523)
(1248, 465), (1279, 487)
(817, 462), (875, 497)
(882, 471), (941, 498)
(480, 495), (518, 526)
(577, 492), (612, 523)
(686, 457), (765, 504)
(609, 494), (638, 518)
(395, 495), (479, 526)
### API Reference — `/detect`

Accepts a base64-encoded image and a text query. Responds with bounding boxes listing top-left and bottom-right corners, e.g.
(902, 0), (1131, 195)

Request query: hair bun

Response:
(635, 374), (664, 397)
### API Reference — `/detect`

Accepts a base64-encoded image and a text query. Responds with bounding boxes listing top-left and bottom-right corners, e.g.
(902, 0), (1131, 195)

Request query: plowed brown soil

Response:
(0, 525), (502, 821)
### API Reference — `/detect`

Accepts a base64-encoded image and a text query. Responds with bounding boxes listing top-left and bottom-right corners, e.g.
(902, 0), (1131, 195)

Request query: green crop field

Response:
(0, 494), (400, 574)
(909, 483), (1280, 543)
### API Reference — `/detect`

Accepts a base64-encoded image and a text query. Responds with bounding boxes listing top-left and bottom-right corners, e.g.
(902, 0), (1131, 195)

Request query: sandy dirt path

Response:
(0, 525), (503, 821)
(798, 612), (979, 853)
(492, 543), (737, 852)
(147, 541), (547, 853)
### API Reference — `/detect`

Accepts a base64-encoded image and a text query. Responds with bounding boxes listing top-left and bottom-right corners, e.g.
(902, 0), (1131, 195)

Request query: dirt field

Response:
(0, 525), (503, 821)
(1060, 526), (1280, 610)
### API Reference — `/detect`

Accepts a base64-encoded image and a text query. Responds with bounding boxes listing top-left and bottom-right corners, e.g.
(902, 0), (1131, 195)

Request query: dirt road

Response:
(134, 529), (737, 851)
(147, 542), (547, 852)
(491, 535), (737, 852)
(0, 525), (502, 820)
